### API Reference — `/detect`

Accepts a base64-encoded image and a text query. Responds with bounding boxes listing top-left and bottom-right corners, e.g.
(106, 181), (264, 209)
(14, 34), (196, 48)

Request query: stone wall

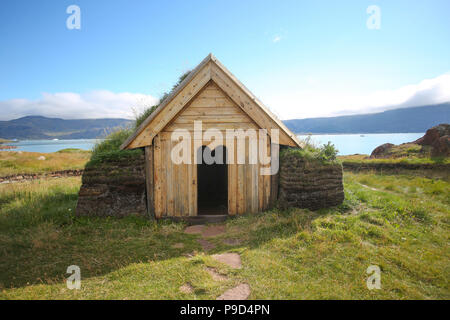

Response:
(278, 153), (344, 210)
(76, 153), (147, 217)
(0, 169), (83, 184)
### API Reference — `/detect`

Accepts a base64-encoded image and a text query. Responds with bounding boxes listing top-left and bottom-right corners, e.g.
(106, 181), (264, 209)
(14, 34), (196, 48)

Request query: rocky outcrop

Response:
(278, 153), (344, 210)
(76, 154), (147, 217)
(370, 143), (394, 158)
(414, 124), (450, 157)
(370, 124), (450, 158)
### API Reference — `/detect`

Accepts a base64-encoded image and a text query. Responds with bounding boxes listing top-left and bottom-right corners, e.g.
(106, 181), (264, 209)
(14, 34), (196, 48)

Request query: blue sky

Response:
(0, 0), (449, 120)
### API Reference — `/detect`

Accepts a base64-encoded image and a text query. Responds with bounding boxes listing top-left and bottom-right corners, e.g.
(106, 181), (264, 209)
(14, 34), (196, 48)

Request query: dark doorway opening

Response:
(197, 145), (228, 215)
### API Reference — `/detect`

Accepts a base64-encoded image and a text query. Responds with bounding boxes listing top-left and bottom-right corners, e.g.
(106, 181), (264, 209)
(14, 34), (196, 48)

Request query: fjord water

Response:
(6, 139), (101, 153)
(297, 133), (424, 155)
(5, 133), (425, 155)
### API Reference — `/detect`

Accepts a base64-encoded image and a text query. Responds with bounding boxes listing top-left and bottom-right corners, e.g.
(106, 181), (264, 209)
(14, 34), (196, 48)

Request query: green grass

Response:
(0, 150), (91, 176)
(0, 173), (449, 299)
(339, 154), (449, 165)
(0, 138), (12, 144)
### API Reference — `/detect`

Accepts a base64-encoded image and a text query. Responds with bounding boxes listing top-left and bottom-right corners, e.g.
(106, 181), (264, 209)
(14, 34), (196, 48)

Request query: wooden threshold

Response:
(160, 215), (229, 225)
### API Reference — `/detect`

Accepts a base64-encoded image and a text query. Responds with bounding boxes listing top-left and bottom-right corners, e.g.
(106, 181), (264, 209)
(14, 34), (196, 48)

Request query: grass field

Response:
(339, 154), (449, 165)
(0, 171), (448, 299)
(0, 150), (91, 176)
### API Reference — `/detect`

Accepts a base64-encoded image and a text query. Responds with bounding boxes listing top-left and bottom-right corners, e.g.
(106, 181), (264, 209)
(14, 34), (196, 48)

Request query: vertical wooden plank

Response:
(188, 158), (194, 216)
(237, 138), (245, 215)
(270, 165), (279, 208)
(160, 138), (168, 216)
(263, 139), (271, 210)
(245, 138), (252, 213)
(181, 163), (188, 216)
(145, 146), (155, 218)
(173, 162), (180, 217)
(258, 160), (264, 211)
(228, 138), (237, 215)
(192, 144), (198, 216)
(269, 141), (279, 208)
(153, 135), (162, 218)
(251, 162), (258, 213)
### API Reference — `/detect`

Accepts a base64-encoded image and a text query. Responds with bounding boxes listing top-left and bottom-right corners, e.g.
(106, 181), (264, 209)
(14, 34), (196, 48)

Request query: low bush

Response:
(280, 136), (339, 163)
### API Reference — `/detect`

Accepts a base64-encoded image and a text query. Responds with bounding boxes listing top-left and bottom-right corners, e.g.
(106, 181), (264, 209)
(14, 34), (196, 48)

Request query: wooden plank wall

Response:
(144, 146), (154, 218)
(153, 81), (273, 217)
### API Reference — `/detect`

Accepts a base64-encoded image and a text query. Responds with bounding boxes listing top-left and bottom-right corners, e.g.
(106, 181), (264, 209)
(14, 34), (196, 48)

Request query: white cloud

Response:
(1, 73), (449, 122)
(0, 90), (159, 121)
(272, 35), (282, 43)
(262, 73), (450, 120)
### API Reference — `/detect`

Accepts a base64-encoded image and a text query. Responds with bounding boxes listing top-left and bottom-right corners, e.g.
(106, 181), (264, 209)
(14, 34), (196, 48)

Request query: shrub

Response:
(280, 138), (339, 164)
(135, 105), (158, 129)
(91, 129), (133, 157)
(321, 141), (338, 161)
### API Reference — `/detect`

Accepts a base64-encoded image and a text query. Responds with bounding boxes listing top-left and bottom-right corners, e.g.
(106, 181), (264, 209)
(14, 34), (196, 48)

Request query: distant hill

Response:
(0, 116), (133, 140)
(283, 103), (450, 134)
(1, 103), (449, 140)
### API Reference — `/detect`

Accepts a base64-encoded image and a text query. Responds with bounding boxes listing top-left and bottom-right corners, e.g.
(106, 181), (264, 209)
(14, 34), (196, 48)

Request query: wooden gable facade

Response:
(121, 54), (300, 219)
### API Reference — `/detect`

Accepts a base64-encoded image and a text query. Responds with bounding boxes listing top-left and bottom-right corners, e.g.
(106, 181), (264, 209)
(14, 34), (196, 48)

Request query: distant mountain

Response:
(283, 103), (450, 134)
(1, 103), (449, 140)
(0, 116), (133, 140)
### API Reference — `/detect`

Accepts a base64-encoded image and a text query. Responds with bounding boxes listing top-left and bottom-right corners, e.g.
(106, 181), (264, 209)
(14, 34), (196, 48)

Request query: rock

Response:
(431, 135), (450, 157)
(198, 239), (216, 251)
(184, 225), (204, 235)
(217, 284), (250, 300)
(414, 124), (450, 146)
(179, 283), (194, 294)
(414, 124), (450, 157)
(202, 225), (226, 238)
(369, 124), (450, 159)
(212, 253), (242, 269)
(370, 143), (394, 158)
(416, 124), (450, 156)
(37, 156), (46, 161)
(206, 267), (228, 281)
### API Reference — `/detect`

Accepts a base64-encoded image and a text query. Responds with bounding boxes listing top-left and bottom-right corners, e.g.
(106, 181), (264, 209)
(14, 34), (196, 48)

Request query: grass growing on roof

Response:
(87, 128), (143, 167)
(86, 70), (193, 167)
